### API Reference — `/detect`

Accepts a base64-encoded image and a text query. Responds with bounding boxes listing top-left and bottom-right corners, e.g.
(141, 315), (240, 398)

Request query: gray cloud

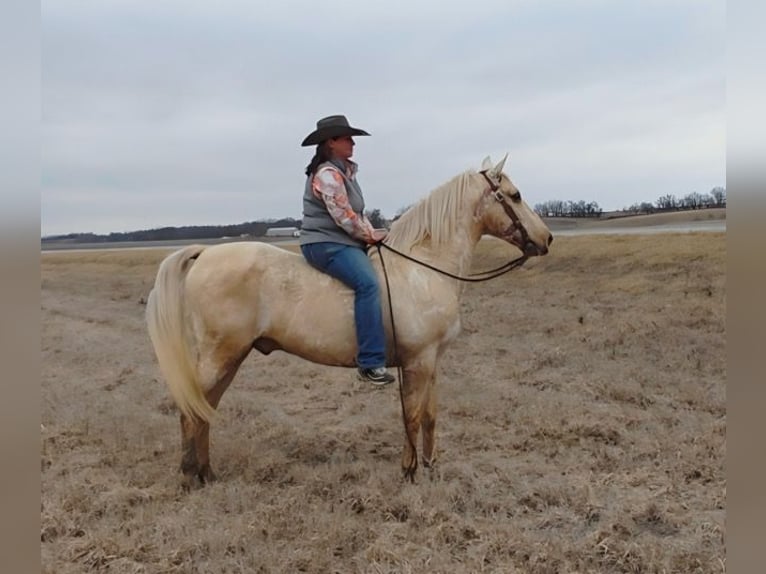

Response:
(42, 0), (725, 235)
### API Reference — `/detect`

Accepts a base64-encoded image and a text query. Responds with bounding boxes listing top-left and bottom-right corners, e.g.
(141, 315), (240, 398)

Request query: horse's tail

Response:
(146, 245), (216, 423)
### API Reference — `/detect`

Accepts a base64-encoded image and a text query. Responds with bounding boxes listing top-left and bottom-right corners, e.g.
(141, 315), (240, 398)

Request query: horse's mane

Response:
(385, 170), (477, 252)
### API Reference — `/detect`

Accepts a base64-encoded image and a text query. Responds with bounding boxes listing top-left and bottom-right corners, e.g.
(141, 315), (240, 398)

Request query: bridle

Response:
(377, 170), (532, 282)
(479, 170), (531, 249)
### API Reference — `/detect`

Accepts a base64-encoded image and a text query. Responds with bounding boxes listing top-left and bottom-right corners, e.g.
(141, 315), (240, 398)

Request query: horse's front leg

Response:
(420, 370), (438, 469)
(399, 355), (436, 481)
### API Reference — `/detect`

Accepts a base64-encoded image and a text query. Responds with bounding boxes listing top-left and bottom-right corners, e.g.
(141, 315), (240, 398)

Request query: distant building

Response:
(265, 226), (300, 238)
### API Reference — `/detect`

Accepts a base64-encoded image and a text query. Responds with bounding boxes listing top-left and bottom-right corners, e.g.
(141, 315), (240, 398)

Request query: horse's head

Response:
(475, 155), (553, 257)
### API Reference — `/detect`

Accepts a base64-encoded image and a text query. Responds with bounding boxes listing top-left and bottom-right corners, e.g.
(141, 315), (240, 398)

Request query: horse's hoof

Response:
(179, 465), (216, 491)
(180, 472), (204, 492)
(422, 459), (438, 481)
(198, 465), (217, 484)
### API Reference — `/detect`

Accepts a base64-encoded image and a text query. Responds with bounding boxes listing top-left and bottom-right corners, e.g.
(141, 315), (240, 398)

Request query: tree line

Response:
(533, 187), (725, 218)
(42, 218), (302, 243)
(623, 187), (726, 215)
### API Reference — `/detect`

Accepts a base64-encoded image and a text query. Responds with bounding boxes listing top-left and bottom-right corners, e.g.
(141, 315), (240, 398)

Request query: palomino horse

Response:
(146, 155), (552, 487)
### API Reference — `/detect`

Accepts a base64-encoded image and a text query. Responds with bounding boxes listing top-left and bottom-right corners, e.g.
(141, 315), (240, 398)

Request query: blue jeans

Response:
(301, 242), (387, 369)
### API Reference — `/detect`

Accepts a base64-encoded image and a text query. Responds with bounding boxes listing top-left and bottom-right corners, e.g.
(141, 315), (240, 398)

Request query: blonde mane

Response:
(385, 170), (478, 252)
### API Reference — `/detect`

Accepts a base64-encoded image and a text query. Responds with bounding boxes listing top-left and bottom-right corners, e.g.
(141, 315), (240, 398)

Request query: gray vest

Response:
(300, 159), (367, 248)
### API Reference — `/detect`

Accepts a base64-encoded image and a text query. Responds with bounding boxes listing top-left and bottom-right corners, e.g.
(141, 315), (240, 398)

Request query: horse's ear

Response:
(493, 153), (508, 175)
(480, 156), (493, 172)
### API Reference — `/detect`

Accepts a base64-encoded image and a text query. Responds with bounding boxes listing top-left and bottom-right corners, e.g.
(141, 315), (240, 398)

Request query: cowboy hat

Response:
(301, 115), (370, 147)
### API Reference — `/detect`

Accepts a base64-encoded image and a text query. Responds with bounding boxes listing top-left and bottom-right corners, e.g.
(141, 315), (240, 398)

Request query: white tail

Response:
(146, 245), (216, 423)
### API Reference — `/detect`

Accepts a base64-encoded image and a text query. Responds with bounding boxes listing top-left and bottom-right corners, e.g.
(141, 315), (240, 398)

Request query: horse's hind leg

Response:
(180, 413), (202, 486)
(179, 347), (249, 488)
(193, 372), (239, 483)
(180, 412), (215, 489)
(179, 371), (235, 489)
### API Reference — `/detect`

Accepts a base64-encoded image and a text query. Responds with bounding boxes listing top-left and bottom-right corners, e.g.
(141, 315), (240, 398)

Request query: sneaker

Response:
(357, 367), (396, 386)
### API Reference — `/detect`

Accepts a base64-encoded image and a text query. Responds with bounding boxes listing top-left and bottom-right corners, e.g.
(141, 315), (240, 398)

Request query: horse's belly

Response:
(262, 299), (359, 367)
(273, 333), (358, 368)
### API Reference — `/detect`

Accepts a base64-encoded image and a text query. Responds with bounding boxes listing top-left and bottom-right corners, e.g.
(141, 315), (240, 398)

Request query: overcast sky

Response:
(41, 0), (725, 236)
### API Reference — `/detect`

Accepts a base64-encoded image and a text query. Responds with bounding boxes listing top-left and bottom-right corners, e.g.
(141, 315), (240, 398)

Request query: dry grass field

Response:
(41, 231), (725, 573)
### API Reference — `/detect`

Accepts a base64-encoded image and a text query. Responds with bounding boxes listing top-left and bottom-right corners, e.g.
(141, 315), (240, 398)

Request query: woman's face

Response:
(327, 135), (355, 161)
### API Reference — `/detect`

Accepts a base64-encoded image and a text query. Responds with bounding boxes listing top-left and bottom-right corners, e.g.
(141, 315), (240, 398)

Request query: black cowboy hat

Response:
(301, 115), (370, 147)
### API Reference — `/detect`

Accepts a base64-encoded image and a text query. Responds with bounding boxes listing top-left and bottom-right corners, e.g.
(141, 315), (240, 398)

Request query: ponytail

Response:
(305, 141), (332, 176)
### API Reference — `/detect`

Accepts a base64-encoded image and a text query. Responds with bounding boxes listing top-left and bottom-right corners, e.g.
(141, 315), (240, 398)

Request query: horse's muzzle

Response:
(523, 233), (552, 257)
(524, 243), (547, 257)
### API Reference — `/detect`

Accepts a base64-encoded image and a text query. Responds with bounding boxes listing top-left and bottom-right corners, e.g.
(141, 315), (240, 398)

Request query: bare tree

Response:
(365, 208), (387, 228)
(391, 203), (415, 222)
(709, 187), (726, 207)
(535, 199), (601, 218)
(640, 202), (655, 214)
(656, 194), (678, 211)
(550, 200), (565, 217)
(585, 202), (602, 217)
(681, 192), (705, 210)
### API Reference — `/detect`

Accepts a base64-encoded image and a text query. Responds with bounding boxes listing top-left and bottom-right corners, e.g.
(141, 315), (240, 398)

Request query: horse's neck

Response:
(390, 173), (485, 279)
(415, 217), (482, 277)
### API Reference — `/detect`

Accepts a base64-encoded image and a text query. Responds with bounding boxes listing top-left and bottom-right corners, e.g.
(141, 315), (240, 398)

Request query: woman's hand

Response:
(371, 228), (388, 243)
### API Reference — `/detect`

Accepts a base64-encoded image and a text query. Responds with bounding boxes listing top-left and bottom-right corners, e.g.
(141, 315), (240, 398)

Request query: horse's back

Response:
(186, 241), (338, 310)
(194, 241), (302, 273)
(183, 241), (359, 365)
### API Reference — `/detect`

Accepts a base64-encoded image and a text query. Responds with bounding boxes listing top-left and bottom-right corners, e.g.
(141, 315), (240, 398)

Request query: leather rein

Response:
(375, 170), (530, 282)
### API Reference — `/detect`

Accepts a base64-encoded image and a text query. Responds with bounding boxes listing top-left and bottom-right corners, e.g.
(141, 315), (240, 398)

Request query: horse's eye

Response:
(510, 191), (522, 202)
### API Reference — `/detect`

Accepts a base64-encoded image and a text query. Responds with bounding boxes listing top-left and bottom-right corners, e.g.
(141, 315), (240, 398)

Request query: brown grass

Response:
(41, 233), (726, 573)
